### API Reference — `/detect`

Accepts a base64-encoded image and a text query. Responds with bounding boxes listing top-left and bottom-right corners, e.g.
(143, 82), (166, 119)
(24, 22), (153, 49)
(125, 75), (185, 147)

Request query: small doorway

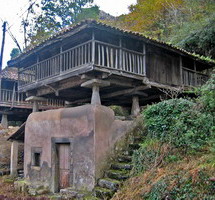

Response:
(57, 144), (70, 189)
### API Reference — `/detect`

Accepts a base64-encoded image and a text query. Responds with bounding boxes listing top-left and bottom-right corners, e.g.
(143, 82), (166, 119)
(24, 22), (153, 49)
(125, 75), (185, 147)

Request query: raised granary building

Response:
(7, 20), (214, 195)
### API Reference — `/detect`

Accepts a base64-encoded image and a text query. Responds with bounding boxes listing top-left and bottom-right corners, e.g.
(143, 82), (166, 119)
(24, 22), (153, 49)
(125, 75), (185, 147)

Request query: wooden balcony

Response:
(18, 40), (146, 90)
(182, 68), (209, 87)
(0, 89), (65, 109)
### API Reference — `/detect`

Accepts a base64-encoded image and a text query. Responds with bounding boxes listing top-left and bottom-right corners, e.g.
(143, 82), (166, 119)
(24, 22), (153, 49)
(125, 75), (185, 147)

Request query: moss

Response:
(3, 178), (14, 183)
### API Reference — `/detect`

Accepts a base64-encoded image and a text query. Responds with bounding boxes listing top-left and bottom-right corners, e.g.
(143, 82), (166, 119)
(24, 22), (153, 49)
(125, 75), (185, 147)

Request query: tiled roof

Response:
(0, 67), (18, 81)
(10, 20), (215, 66)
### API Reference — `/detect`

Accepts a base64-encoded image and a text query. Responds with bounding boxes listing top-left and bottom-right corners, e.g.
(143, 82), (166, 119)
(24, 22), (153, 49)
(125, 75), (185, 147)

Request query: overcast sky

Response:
(0, 0), (136, 68)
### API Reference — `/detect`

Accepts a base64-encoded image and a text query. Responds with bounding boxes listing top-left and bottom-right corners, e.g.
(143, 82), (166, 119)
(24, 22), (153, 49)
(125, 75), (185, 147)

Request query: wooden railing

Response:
(0, 89), (26, 104)
(19, 40), (146, 88)
(182, 68), (208, 86)
(95, 41), (145, 74)
(0, 89), (65, 108)
(19, 41), (92, 87)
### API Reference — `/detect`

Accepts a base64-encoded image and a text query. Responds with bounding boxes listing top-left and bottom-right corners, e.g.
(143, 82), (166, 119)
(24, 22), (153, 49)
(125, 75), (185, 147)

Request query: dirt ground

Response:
(0, 126), (50, 199)
(0, 176), (50, 200)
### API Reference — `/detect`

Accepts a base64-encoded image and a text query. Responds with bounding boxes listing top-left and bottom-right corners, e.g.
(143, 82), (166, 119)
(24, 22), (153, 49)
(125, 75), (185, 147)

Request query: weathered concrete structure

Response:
(24, 105), (132, 192)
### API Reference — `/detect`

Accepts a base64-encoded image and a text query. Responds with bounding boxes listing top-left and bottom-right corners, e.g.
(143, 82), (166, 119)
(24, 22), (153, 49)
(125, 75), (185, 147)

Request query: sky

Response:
(0, 0), (137, 68)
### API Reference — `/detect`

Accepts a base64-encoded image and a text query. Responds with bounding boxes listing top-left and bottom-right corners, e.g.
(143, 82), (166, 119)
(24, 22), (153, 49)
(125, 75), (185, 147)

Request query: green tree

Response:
(10, 48), (21, 59)
(75, 5), (99, 22)
(27, 0), (97, 46)
(113, 0), (215, 58)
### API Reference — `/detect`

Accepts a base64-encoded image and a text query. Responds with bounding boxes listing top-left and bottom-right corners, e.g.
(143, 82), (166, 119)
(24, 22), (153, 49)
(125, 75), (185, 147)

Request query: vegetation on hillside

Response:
(110, 0), (215, 59)
(112, 73), (215, 199)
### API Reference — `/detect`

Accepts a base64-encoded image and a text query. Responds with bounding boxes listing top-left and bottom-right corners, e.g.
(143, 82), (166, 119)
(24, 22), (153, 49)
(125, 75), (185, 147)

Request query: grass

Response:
(111, 148), (215, 200)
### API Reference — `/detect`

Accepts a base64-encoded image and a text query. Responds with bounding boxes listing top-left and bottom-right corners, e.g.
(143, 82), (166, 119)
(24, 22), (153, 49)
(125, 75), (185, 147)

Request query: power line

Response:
(6, 0), (39, 31)
(0, 0), (39, 51)
(6, 22), (22, 52)
(0, 18), (22, 53)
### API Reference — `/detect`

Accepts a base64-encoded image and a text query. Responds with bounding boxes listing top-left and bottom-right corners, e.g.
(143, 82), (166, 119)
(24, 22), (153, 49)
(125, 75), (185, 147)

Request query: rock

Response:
(94, 187), (114, 199)
(98, 178), (120, 191)
(37, 188), (50, 195)
(28, 188), (37, 196)
(60, 188), (78, 199)
(106, 169), (129, 180)
(14, 180), (29, 193)
(111, 162), (133, 170)
(117, 155), (132, 163)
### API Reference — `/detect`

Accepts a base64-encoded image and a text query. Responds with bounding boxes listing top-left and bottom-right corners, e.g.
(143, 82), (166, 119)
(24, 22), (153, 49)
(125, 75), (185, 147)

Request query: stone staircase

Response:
(93, 138), (142, 199)
(17, 169), (24, 178)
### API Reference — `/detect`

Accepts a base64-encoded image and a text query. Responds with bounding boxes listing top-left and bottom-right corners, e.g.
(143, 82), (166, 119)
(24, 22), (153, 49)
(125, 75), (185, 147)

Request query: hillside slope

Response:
(112, 73), (215, 200)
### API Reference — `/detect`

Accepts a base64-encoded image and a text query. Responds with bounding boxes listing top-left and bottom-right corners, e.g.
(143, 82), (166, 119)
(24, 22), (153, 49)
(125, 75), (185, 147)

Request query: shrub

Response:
(109, 105), (129, 116)
(132, 139), (171, 175)
(143, 85), (214, 150)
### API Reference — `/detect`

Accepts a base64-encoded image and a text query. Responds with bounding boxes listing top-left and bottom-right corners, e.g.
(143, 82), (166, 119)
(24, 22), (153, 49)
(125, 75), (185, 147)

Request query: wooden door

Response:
(58, 144), (70, 189)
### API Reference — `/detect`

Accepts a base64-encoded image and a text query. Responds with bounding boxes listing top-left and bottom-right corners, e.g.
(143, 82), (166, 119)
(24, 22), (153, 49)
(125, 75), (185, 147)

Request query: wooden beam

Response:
(81, 79), (110, 88)
(102, 85), (149, 99)
(143, 78), (181, 91)
(125, 91), (148, 97)
(36, 77), (85, 96)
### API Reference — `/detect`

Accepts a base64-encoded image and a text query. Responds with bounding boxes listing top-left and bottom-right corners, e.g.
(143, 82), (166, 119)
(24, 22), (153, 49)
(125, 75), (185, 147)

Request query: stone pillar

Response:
(91, 85), (101, 105)
(26, 96), (46, 113)
(10, 141), (19, 177)
(33, 101), (39, 112)
(1, 113), (8, 128)
(81, 79), (110, 105)
(131, 96), (140, 117)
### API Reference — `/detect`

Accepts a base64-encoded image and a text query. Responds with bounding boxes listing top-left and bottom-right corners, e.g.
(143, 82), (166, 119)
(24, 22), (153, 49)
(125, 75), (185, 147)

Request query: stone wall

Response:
(24, 105), (132, 192)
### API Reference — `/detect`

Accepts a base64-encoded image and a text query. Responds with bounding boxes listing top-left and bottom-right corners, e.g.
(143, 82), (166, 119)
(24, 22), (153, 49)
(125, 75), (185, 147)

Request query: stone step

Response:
(111, 162), (133, 171)
(17, 169), (24, 178)
(123, 149), (134, 156)
(94, 187), (114, 199)
(98, 178), (121, 191)
(117, 155), (132, 163)
(133, 137), (144, 143)
(129, 143), (141, 150)
(106, 170), (129, 181)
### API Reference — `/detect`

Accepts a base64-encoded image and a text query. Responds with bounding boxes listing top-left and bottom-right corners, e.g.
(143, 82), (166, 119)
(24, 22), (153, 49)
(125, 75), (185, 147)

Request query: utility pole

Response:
(0, 21), (6, 71)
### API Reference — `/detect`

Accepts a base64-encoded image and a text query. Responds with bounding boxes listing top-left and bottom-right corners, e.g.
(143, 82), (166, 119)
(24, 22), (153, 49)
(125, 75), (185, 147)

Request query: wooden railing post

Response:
(119, 38), (122, 70)
(194, 61), (197, 86)
(180, 56), (183, 85)
(36, 56), (39, 81)
(143, 43), (146, 76)
(60, 46), (63, 74)
(92, 31), (95, 65)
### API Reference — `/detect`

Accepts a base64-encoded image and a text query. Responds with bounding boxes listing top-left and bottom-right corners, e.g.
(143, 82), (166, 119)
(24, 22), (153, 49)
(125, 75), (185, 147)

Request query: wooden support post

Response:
(10, 141), (19, 177)
(131, 96), (140, 117)
(1, 113), (8, 128)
